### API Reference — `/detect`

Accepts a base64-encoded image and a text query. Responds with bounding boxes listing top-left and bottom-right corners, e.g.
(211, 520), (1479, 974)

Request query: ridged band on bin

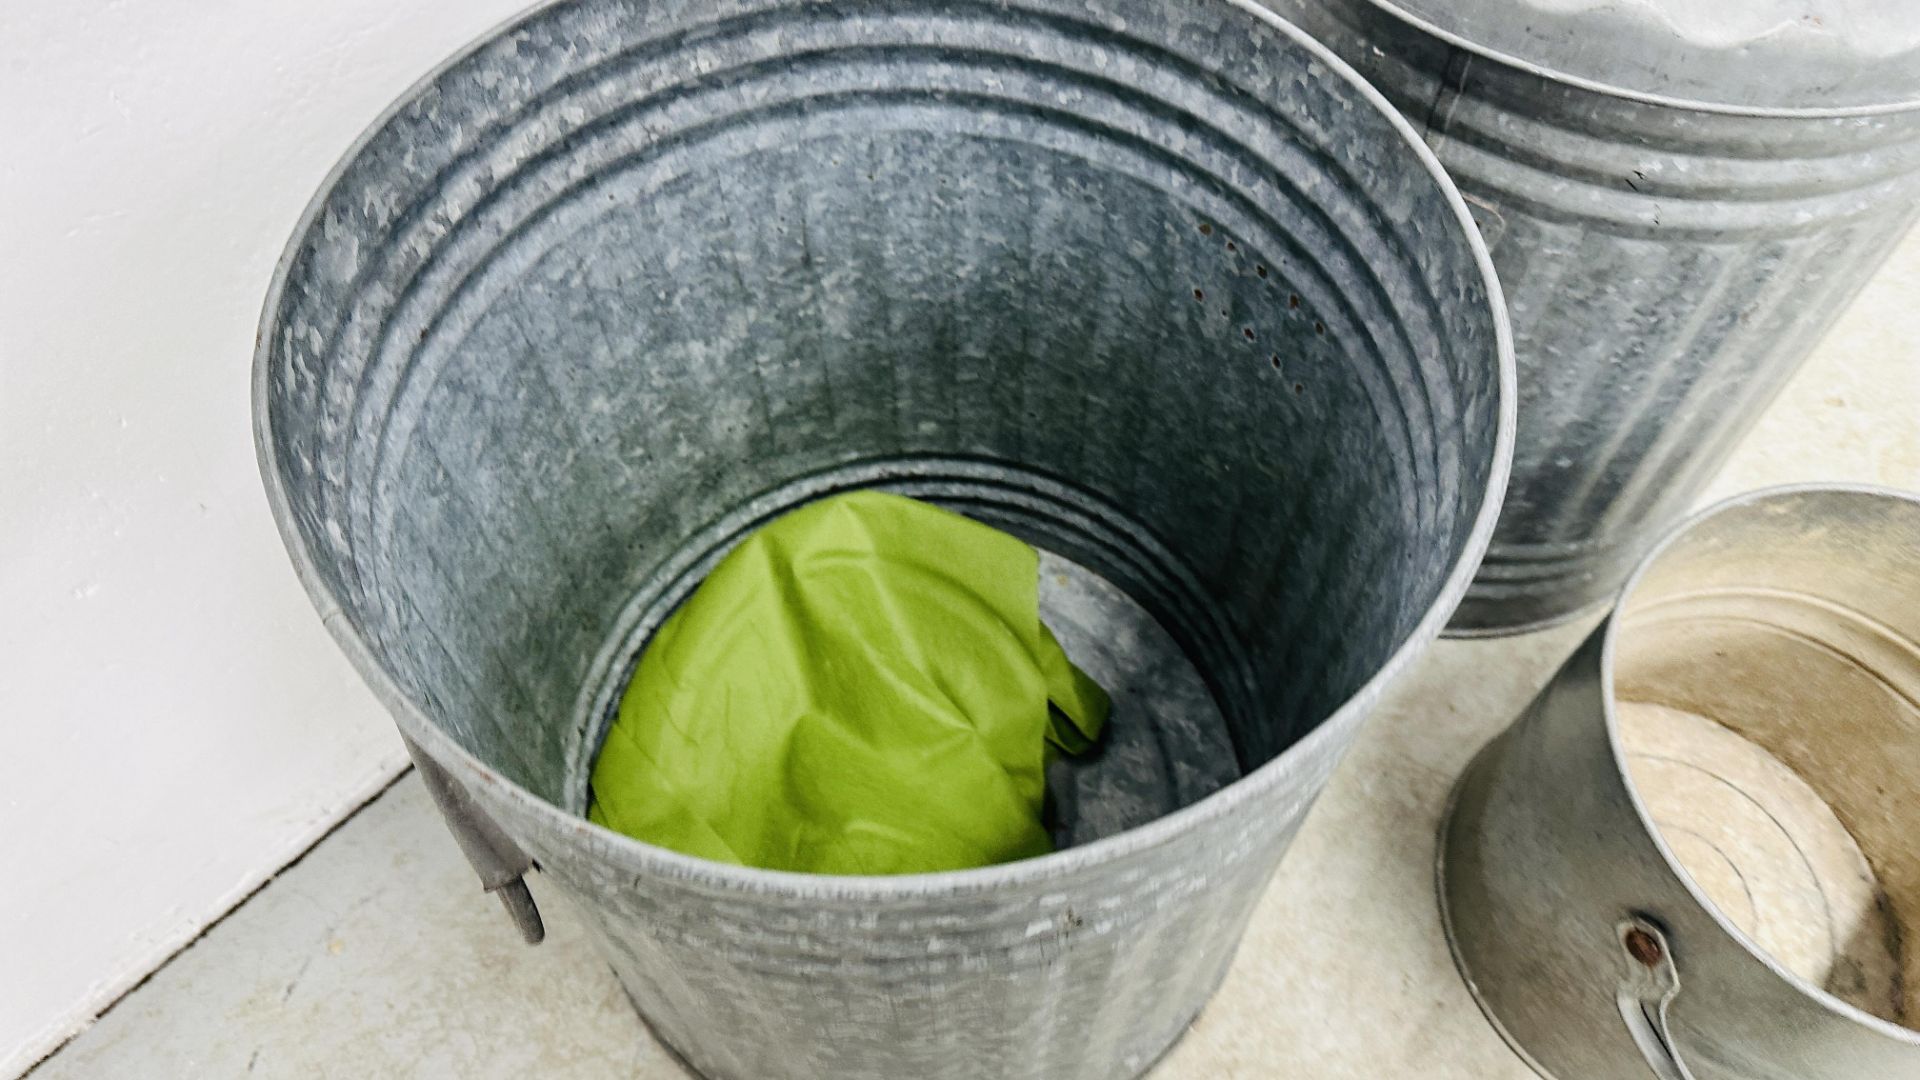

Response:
(253, 1), (1513, 1077)
(1439, 485), (1920, 1080)
(1265, 0), (1920, 635)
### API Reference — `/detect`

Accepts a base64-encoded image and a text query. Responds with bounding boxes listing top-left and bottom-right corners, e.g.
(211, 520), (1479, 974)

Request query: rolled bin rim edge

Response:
(250, 0), (1518, 900)
(1356, 0), (1920, 119)
(1596, 480), (1920, 1045)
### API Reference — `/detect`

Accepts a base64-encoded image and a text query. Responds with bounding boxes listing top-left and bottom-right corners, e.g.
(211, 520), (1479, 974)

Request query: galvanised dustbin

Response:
(254, 1), (1513, 1076)
(1268, 0), (1920, 634)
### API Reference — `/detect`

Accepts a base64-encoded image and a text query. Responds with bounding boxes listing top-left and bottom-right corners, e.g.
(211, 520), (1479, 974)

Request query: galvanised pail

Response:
(1441, 485), (1920, 1080)
(254, 1), (1512, 1076)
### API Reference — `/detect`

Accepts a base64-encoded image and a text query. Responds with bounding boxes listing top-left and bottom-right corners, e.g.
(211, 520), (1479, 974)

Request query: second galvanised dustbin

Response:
(254, 0), (1513, 1077)
(1268, 0), (1920, 634)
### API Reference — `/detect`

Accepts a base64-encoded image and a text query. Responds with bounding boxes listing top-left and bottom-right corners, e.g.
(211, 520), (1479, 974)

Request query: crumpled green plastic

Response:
(588, 490), (1110, 875)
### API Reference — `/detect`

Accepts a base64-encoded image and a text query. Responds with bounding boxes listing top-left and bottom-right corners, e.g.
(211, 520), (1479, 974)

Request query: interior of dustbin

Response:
(261, 6), (1503, 854)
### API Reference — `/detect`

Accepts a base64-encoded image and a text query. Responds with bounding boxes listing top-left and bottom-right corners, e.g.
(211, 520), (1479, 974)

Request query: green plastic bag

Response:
(588, 490), (1110, 875)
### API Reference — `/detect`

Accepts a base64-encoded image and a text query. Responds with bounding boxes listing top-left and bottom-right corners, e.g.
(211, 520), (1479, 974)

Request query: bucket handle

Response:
(403, 735), (546, 945)
(1616, 917), (1698, 1080)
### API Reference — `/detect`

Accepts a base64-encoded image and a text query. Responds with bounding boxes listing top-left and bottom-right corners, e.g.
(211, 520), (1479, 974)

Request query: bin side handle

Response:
(402, 735), (546, 945)
(1616, 918), (1698, 1080)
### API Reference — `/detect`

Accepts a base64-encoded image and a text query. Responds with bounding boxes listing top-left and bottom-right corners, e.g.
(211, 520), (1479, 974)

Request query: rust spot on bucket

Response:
(1625, 927), (1663, 967)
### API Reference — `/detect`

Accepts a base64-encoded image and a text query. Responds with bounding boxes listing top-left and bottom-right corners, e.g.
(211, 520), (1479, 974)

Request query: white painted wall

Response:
(0, 2), (530, 1072)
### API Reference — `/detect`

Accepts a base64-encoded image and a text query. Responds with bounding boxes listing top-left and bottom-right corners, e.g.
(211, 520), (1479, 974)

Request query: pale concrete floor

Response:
(31, 623), (1589, 1080)
(33, 233), (1920, 1080)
